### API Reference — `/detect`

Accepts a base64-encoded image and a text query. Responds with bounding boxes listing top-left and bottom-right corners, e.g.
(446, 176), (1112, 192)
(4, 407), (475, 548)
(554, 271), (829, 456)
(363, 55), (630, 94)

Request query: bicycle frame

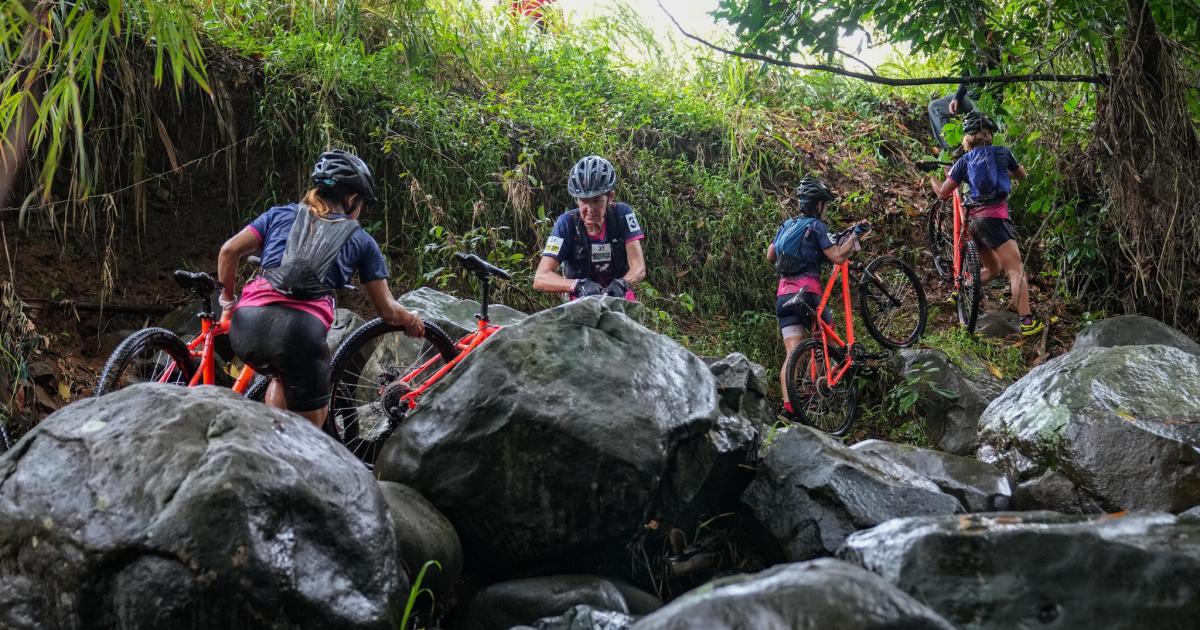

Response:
(951, 188), (967, 289)
(394, 271), (504, 409)
(808, 260), (858, 389)
(162, 314), (257, 394)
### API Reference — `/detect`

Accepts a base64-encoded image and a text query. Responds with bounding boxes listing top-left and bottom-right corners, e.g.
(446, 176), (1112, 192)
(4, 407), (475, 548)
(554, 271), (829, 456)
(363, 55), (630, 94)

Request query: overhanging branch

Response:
(658, 1), (1109, 86)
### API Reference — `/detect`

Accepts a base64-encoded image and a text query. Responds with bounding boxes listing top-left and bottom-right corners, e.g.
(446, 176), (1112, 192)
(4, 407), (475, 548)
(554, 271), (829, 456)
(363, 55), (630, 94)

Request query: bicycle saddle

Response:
(174, 270), (219, 294)
(455, 252), (511, 280)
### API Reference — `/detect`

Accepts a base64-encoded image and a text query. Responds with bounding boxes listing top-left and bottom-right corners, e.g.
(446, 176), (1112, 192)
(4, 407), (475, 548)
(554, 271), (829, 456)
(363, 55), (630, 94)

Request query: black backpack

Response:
(263, 204), (361, 300)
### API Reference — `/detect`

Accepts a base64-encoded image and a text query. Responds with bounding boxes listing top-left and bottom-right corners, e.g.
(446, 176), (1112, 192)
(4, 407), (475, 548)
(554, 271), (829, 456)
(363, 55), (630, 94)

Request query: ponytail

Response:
(303, 187), (348, 217)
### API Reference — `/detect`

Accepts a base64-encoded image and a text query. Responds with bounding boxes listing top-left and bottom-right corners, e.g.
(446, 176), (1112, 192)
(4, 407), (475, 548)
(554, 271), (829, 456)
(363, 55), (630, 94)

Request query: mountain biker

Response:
(534, 155), (646, 300)
(216, 150), (425, 429)
(928, 30), (1002, 152)
(769, 177), (870, 420)
(929, 111), (1043, 336)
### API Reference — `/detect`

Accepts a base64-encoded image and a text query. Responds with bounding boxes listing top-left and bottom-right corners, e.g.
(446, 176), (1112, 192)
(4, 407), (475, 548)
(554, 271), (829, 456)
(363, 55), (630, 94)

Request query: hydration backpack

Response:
(772, 216), (818, 276)
(965, 146), (1009, 205)
(263, 204), (361, 300)
(562, 206), (629, 284)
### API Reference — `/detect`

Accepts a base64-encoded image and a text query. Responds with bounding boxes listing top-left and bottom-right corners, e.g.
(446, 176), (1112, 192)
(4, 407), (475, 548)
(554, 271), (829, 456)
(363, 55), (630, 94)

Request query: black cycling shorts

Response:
(970, 218), (1018, 250)
(776, 291), (833, 333)
(230, 305), (331, 412)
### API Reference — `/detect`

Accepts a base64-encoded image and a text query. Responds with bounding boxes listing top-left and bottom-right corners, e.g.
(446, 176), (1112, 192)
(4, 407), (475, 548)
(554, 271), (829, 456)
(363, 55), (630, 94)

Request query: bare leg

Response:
(779, 330), (805, 404)
(992, 240), (1032, 315)
(977, 245), (1001, 284)
(266, 377), (329, 430)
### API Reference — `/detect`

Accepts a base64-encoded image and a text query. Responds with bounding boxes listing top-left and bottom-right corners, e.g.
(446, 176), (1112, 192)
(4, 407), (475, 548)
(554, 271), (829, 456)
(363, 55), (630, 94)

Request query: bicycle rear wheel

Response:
(95, 328), (196, 396)
(327, 318), (459, 466)
(926, 200), (954, 281)
(783, 338), (859, 437)
(859, 256), (928, 349)
(956, 240), (983, 333)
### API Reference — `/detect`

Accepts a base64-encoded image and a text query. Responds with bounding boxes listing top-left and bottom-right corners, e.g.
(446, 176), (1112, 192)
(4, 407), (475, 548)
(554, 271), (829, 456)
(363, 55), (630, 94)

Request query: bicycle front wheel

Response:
(327, 318), (459, 466)
(783, 339), (859, 437)
(926, 200), (953, 281)
(95, 328), (196, 396)
(860, 256), (928, 349)
(956, 240), (983, 333)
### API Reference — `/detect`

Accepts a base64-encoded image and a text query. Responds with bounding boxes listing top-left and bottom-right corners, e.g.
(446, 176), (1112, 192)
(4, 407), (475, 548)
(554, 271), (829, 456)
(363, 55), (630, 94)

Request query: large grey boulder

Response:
(840, 511), (1200, 629)
(464, 575), (661, 630)
(0, 384), (402, 630)
(889, 349), (1006, 455)
(521, 605), (636, 630)
(328, 308), (366, 352)
(399, 286), (526, 336)
(376, 298), (762, 571)
(378, 481), (462, 597)
(977, 344), (1200, 512)
(850, 440), (1011, 512)
(630, 559), (954, 630)
(1073, 314), (1200, 356)
(742, 426), (961, 561)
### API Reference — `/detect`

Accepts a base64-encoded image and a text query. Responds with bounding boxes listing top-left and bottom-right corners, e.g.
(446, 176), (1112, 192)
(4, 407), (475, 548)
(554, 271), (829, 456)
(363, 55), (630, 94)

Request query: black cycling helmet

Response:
(311, 149), (377, 206)
(567, 155), (617, 199)
(963, 111), (999, 135)
(794, 177), (835, 203)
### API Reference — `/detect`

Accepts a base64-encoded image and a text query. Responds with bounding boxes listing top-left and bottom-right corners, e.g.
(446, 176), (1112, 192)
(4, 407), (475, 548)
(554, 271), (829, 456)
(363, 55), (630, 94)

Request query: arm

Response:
(930, 172), (959, 200)
(533, 256), (577, 293)
(767, 243), (777, 264)
(217, 228), (261, 301)
(622, 240), (646, 285)
(363, 279), (424, 338)
(1011, 164), (1028, 181)
(822, 232), (861, 264)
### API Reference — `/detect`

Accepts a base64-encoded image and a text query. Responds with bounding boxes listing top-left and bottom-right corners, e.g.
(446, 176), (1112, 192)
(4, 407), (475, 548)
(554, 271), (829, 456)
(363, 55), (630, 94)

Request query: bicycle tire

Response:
(956, 240), (983, 333)
(783, 338), (859, 437)
(244, 373), (270, 402)
(859, 256), (928, 349)
(926, 200), (954, 281)
(327, 318), (459, 466)
(95, 328), (196, 396)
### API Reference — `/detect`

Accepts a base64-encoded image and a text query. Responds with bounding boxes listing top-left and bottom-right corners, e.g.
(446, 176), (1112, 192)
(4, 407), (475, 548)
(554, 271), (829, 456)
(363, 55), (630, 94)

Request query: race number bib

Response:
(625, 212), (640, 233)
(591, 243), (612, 263)
(543, 236), (564, 256)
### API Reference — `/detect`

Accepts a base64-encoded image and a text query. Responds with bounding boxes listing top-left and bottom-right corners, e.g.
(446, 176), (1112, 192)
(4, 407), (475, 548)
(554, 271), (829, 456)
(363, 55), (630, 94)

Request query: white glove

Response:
(219, 294), (238, 318)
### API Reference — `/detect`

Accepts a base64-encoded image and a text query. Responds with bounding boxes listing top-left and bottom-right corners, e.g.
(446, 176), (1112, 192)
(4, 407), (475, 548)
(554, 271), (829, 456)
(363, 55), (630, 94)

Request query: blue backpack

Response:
(772, 216), (818, 276)
(965, 146), (1011, 205)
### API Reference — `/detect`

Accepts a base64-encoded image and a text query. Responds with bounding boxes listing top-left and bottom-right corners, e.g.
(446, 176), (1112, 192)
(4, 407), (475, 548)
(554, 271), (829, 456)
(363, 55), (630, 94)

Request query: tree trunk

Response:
(0, 2), (51, 210)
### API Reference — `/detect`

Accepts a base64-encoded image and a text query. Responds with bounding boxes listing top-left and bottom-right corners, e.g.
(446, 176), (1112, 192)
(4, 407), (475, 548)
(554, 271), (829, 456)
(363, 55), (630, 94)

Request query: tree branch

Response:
(657, 1), (1109, 86)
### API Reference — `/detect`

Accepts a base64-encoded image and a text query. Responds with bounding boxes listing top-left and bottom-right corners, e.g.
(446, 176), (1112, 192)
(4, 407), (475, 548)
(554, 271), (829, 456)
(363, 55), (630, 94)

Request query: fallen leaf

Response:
(987, 364), (1004, 379)
(58, 382), (71, 401)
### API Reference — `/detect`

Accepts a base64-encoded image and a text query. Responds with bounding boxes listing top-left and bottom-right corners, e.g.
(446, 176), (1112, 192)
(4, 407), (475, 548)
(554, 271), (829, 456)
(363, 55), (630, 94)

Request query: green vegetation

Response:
(3, 0), (1197, 430)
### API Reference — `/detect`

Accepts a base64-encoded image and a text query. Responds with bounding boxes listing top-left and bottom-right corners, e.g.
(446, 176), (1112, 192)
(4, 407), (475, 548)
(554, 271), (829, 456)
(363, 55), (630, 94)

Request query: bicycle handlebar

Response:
(916, 160), (953, 173)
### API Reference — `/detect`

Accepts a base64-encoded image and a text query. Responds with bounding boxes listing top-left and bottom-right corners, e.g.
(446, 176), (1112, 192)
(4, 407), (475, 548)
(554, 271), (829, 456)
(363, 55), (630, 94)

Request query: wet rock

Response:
(378, 481), (462, 597)
(399, 286), (526, 337)
(1073, 314), (1200, 356)
(889, 349), (1007, 455)
(522, 605), (636, 630)
(1009, 468), (1107, 513)
(975, 310), (1021, 339)
(850, 440), (1011, 512)
(840, 511), (1200, 629)
(977, 344), (1200, 512)
(377, 299), (761, 572)
(464, 575), (660, 630)
(0, 384), (402, 630)
(742, 426), (960, 561)
(328, 308), (366, 353)
(707, 353), (771, 427)
(630, 558), (954, 630)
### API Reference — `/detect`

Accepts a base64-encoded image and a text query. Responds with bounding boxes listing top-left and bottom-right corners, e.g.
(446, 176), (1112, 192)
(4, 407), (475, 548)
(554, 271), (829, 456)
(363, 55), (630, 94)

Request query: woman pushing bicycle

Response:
(216, 150), (425, 429)
(769, 177), (870, 421)
(928, 111), (1043, 336)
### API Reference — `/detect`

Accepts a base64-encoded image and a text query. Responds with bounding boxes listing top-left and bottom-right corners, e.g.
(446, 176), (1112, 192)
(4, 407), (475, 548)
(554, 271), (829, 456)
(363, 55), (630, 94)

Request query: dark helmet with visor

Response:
(311, 149), (377, 206)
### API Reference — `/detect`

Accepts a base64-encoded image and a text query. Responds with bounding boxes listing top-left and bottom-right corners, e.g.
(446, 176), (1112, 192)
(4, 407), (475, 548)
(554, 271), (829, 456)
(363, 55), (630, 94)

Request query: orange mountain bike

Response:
(922, 160), (983, 333)
(95, 270), (268, 398)
(326, 252), (511, 465)
(783, 226), (927, 436)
